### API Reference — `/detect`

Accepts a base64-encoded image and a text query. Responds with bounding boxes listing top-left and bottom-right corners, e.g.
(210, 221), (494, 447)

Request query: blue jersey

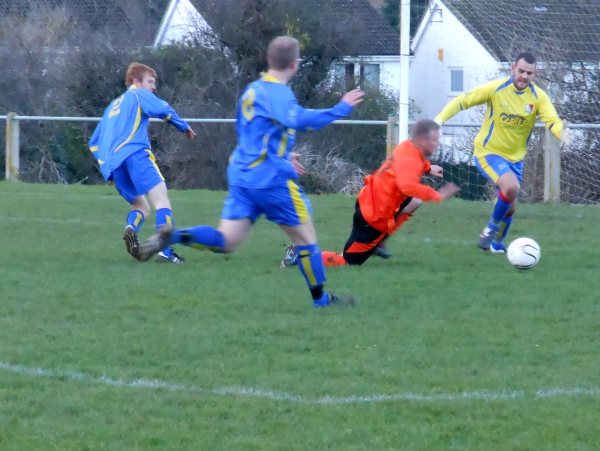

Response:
(227, 73), (354, 188)
(89, 85), (190, 180)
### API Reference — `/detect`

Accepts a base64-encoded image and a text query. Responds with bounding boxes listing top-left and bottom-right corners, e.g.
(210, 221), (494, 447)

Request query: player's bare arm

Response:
(429, 165), (443, 178)
(438, 182), (460, 200)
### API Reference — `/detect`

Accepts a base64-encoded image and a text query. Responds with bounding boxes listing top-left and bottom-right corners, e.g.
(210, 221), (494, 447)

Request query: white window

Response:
(450, 69), (464, 93)
(362, 64), (380, 89)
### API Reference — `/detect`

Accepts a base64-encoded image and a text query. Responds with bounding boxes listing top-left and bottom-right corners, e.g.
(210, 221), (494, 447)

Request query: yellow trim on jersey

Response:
(248, 150), (267, 168)
(163, 113), (172, 122)
(145, 149), (165, 181)
(277, 130), (289, 157)
(287, 180), (309, 223)
(114, 106), (142, 153)
(475, 155), (500, 183)
(298, 249), (317, 285)
(261, 73), (285, 84)
(248, 133), (271, 168)
(89, 146), (99, 152)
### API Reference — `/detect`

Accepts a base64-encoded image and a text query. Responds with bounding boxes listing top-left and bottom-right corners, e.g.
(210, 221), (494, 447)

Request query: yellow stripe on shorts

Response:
(145, 149), (165, 181)
(476, 154), (500, 183)
(287, 180), (309, 223)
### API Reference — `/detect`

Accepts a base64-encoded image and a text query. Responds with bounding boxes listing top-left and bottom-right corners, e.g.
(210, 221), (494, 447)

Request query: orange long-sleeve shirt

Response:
(357, 140), (442, 233)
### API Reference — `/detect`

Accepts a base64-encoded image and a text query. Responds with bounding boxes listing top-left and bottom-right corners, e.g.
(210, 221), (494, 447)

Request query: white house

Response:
(154, 0), (401, 94)
(408, 0), (600, 125)
(153, 0), (214, 48)
(409, 0), (502, 124)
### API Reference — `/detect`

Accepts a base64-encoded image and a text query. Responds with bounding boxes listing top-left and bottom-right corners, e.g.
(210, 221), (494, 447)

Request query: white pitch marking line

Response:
(1, 361), (599, 405)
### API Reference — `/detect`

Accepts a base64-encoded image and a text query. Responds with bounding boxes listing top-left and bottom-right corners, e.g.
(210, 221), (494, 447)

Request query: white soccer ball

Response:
(507, 237), (541, 270)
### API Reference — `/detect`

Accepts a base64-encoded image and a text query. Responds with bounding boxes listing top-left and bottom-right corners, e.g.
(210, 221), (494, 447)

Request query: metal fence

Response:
(2, 113), (599, 203)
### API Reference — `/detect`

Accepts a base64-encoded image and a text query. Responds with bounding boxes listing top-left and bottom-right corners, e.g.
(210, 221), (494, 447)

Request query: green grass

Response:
(1, 181), (599, 450)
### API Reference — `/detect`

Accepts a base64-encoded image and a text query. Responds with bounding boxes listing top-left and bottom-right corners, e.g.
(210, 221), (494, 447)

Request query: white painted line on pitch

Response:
(1, 361), (599, 405)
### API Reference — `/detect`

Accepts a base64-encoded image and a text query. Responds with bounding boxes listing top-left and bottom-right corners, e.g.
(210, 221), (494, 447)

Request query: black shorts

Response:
(342, 198), (412, 265)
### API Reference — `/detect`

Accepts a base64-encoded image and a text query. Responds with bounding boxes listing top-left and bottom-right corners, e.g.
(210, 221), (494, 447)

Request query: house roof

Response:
(0, 0), (167, 43)
(443, 0), (600, 62)
(188, 0), (400, 56)
(326, 0), (400, 55)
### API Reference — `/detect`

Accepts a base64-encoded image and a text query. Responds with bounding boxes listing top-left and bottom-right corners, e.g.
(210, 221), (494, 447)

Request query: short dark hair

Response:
(411, 119), (440, 138)
(515, 52), (536, 65)
(267, 36), (300, 70)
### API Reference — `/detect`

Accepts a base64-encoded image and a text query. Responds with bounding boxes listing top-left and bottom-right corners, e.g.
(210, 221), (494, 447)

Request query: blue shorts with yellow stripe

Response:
(222, 180), (313, 226)
(112, 149), (165, 204)
(474, 154), (523, 184)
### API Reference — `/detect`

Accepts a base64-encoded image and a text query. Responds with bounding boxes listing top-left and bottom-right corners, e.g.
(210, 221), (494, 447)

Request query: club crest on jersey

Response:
(525, 103), (534, 114)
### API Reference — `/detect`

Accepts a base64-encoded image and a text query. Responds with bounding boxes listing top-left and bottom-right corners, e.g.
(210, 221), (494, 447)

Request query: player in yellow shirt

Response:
(435, 52), (571, 252)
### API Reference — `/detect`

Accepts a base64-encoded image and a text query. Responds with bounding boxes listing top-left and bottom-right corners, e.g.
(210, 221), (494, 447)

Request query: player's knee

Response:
(501, 184), (519, 201)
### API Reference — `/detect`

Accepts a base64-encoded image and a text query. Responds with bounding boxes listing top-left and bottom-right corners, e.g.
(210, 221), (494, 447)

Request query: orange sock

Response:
(321, 251), (347, 267)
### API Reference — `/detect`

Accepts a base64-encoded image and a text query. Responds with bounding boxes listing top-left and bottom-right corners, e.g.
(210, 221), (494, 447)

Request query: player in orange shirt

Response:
(281, 119), (459, 267)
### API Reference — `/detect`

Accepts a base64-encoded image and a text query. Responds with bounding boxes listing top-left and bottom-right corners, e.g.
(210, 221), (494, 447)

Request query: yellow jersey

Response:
(435, 77), (564, 162)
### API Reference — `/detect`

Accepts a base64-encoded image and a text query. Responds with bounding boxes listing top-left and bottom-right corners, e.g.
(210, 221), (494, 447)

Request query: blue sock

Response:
(296, 244), (327, 303)
(172, 226), (225, 252)
(496, 214), (513, 243)
(487, 191), (512, 230)
(126, 210), (145, 233)
(156, 208), (174, 256)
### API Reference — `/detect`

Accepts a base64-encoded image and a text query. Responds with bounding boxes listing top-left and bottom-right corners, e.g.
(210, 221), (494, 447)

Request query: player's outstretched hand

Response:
(185, 127), (197, 140)
(429, 164), (443, 178)
(438, 182), (460, 201)
(560, 125), (572, 147)
(342, 88), (365, 107)
(290, 152), (305, 176)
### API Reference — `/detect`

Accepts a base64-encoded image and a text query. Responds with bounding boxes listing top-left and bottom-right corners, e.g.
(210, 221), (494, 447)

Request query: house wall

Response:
(376, 56), (401, 93)
(409, 0), (500, 123)
(155, 0), (213, 46)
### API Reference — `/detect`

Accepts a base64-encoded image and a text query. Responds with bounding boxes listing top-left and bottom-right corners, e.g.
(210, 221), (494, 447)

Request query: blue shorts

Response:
(222, 180), (313, 226)
(474, 154), (523, 184)
(112, 149), (165, 204)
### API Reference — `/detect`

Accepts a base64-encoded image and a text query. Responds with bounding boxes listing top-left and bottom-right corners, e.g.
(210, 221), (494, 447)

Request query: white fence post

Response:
(386, 116), (399, 156)
(543, 129), (561, 202)
(5, 112), (20, 181)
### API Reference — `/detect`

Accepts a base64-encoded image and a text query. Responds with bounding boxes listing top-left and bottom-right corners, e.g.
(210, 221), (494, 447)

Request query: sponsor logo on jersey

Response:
(499, 112), (527, 126)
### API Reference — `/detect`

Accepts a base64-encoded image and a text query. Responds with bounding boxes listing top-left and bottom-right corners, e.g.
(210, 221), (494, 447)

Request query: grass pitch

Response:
(1, 182), (599, 450)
